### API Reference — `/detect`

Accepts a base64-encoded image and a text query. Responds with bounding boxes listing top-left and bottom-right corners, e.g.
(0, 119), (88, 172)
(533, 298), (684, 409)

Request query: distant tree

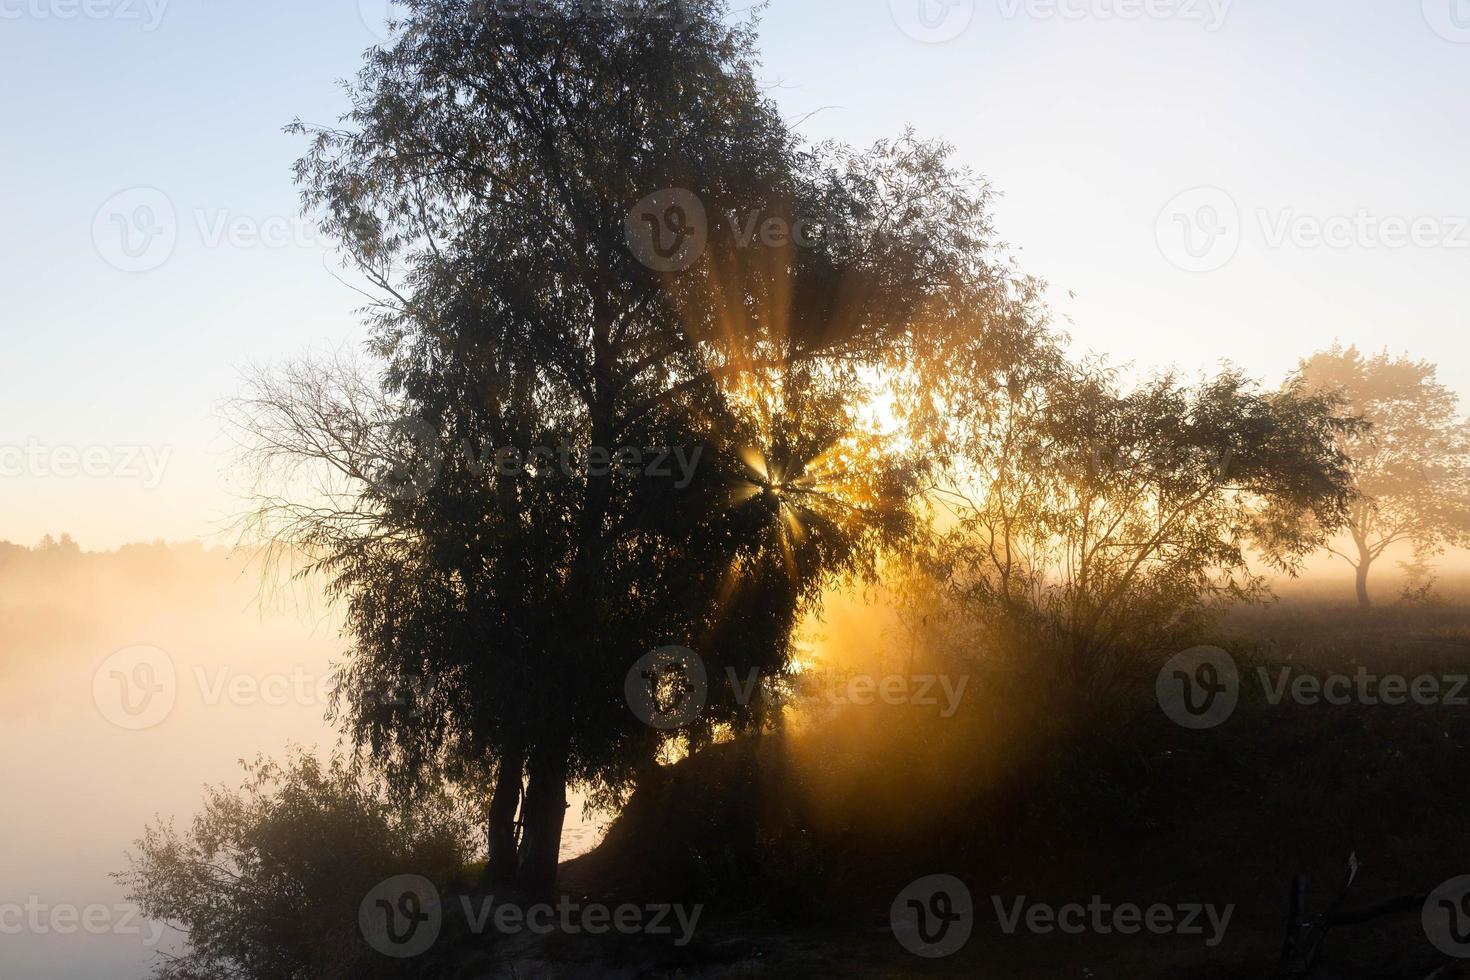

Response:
(1294, 345), (1470, 609)
(117, 752), (474, 980)
(927, 358), (1356, 687)
(36, 532), (81, 554)
(234, 0), (1025, 899)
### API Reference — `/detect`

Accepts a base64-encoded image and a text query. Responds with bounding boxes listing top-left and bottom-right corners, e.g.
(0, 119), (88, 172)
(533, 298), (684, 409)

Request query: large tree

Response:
(1294, 345), (1470, 609)
(237, 0), (1033, 899)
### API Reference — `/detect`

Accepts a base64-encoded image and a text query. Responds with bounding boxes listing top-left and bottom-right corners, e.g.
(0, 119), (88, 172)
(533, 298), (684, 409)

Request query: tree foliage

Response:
(117, 752), (474, 980)
(232, 0), (1036, 894)
(925, 354), (1356, 684)
(1294, 345), (1470, 608)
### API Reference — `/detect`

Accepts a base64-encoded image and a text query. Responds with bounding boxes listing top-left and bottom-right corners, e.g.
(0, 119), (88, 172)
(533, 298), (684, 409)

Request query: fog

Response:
(5, 537), (1465, 978)
(0, 539), (603, 980)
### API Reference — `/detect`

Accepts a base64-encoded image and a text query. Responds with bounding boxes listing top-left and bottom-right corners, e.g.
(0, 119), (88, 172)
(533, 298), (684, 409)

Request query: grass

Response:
(547, 596), (1470, 978)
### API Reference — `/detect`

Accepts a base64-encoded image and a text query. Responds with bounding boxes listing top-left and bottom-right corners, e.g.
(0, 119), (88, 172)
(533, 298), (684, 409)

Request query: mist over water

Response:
(0, 540), (603, 979)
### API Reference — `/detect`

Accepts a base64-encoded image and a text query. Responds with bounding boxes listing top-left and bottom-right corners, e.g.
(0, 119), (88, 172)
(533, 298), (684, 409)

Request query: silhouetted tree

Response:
(235, 0), (1029, 898)
(1295, 345), (1470, 609)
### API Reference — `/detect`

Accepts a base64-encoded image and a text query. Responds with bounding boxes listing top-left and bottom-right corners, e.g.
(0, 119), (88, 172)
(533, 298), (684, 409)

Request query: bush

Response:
(117, 750), (477, 980)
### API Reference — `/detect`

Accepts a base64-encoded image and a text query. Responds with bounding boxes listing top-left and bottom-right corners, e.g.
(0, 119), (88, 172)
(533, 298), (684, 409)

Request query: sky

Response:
(3, 0), (1468, 549)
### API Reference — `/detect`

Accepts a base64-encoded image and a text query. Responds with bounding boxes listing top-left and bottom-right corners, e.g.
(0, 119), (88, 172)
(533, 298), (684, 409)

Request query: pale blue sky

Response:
(3, 0), (1468, 549)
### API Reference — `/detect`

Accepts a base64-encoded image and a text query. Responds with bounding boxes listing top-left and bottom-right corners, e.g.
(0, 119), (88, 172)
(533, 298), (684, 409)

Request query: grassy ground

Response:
(492, 598), (1470, 978)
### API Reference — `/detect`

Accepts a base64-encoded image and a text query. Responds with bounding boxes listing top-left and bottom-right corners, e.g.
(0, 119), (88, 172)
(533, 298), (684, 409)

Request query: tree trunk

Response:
(483, 750), (523, 888)
(515, 740), (569, 900)
(1350, 527), (1374, 612)
(512, 365), (609, 900)
(1355, 561), (1372, 611)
